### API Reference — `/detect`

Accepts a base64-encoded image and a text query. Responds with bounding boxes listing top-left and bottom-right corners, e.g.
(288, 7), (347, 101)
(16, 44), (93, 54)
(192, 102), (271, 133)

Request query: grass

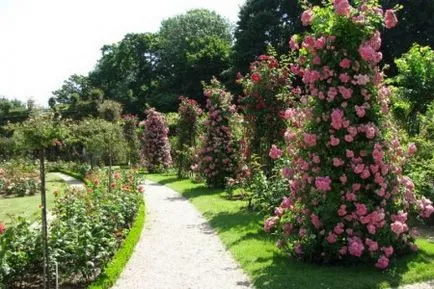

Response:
(87, 201), (146, 289)
(0, 173), (67, 224)
(146, 173), (434, 289)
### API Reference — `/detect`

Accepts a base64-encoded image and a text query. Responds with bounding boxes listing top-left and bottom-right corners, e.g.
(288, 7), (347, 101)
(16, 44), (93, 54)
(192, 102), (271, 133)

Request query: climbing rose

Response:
(375, 255), (389, 269)
(408, 143), (417, 156)
(301, 9), (314, 26)
(269, 145), (283, 160)
(264, 216), (279, 232)
(384, 9), (398, 29)
(315, 176), (332, 192)
(251, 72), (261, 83)
(334, 0), (351, 17)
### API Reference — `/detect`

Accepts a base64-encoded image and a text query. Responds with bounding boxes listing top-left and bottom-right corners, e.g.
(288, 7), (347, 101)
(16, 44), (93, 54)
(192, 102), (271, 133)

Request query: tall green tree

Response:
(157, 9), (232, 107)
(52, 74), (91, 104)
(89, 33), (159, 115)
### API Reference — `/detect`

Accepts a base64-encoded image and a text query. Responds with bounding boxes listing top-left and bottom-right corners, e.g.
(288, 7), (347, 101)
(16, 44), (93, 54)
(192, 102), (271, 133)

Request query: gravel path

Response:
(53, 172), (85, 190)
(113, 180), (254, 289)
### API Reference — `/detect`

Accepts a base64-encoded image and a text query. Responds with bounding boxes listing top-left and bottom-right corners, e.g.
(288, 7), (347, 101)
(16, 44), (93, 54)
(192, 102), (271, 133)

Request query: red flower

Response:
(0, 222), (6, 234)
(251, 72), (261, 83)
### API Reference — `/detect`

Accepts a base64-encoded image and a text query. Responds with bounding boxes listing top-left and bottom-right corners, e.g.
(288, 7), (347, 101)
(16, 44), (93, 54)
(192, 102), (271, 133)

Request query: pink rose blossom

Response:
(408, 143), (417, 156)
(304, 133), (317, 147)
(384, 9), (398, 29)
(301, 9), (314, 26)
(327, 232), (337, 243)
(383, 246), (394, 257)
(375, 255), (389, 269)
(334, 0), (352, 17)
(330, 135), (340, 146)
(348, 237), (365, 257)
(269, 145), (283, 160)
(339, 58), (352, 69)
(315, 176), (332, 192)
(311, 213), (322, 229)
(264, 216), (279, 232)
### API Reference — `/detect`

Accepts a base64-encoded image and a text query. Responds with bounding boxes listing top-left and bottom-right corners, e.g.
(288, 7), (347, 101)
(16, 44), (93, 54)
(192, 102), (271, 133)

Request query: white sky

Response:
(0, 0), (245, 106)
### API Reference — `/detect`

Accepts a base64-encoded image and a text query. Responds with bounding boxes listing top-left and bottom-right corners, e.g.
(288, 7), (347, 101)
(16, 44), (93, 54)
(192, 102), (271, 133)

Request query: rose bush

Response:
(0, 169), (143, 288)
(199, 78), (240, 188)
(0, 159), (40, 196)
(264, 0), (433, 269)
(174, 96), (203, 178)
(140, 108), (172, 173)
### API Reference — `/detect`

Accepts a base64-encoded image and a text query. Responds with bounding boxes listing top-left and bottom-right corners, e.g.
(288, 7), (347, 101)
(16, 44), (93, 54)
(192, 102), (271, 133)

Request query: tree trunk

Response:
(40, 149), (50, 289)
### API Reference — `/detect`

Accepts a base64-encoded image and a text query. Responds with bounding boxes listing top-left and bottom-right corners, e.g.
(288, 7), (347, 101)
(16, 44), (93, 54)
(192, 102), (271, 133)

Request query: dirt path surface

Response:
(113, 180), (253, 289)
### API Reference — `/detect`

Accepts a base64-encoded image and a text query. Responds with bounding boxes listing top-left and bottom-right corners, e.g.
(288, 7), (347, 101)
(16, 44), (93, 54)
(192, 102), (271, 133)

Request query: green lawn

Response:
(146, 173), (434, 289)
(0, 173), (67, 224)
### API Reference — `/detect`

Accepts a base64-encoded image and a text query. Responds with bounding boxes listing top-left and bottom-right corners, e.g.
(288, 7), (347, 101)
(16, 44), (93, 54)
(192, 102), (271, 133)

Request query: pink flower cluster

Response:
(263, 0), (433, 270)
(199, 79), (239, 187)
(140, 108), (172, 172)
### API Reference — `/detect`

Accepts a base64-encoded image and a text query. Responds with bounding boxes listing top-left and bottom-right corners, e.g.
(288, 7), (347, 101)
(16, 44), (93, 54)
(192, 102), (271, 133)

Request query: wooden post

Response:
(40, 149), (50, 289)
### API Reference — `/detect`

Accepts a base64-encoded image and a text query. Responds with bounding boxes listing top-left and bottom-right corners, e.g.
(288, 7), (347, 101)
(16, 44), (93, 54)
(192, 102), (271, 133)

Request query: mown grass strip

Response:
(146, 173), (434, 289)
(87, 201), (145, 289)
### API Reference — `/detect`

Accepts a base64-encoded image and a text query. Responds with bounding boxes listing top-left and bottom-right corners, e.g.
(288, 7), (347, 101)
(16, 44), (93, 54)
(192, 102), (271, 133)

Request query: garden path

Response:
(52, 172), (85, 190)
(113, 180), (254, 289)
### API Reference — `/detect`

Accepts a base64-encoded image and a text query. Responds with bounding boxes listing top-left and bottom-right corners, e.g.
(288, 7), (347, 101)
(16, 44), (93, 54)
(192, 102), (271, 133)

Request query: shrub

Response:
(198, 79), (240, 188)
(0, 159), (40, 196)
(122, 115), (140, 166)
(174, 97), (203, 178)
(390, 44), (434, 135)
(140, 108), (172, 172)
(237, 52), (295, 174)
(0, 169), (143, 288)
(265, 1), (433, 269)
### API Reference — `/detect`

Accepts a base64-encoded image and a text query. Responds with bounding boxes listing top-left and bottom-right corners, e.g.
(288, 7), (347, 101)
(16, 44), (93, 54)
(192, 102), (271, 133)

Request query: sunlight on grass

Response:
(0, 173), (67, 224)
(146, 173), (434, 289)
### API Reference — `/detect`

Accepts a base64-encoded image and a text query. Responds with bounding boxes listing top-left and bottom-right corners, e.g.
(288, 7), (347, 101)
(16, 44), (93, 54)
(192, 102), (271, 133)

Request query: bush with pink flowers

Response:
(174, 96), (203, 178)
(264, 0), (433, 269)
(237, 53), (295, 174)
(199, 78), (240, 188)
(140, 108), (172, 173)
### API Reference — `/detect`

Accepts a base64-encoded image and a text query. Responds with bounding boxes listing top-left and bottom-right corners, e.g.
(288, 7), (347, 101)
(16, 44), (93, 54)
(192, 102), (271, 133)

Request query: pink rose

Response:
(303, 133), (317, 147)
(334, 0), (352, 17)
(264, 216), (279, 232)
(327, 232), (337, 243)
(301, 9), (314, 26)
(311, 213), (322, 229)
(375, 255), (389, 269)
(408, 143), (417, 156)
(315, 176), (332, 192)
(348, 237), (365, 257)
(269, 145), (283, 160)
(384, 9), (398, 29)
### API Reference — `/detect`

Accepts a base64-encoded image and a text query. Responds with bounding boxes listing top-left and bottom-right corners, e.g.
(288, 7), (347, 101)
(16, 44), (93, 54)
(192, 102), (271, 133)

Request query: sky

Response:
(0, 0), (245, 106)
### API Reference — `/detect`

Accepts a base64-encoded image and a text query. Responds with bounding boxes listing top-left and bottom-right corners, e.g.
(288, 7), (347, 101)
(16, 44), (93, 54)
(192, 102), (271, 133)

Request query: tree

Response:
(89, 33), (159, 115)
(10, 113), (69, 288)
(52, 74), (91, 104)
(382, 0), (434, 74)
(231, 0), (319, 77)
(231, 0), (434, 79)
(157, 9), (232, 105)
(390, 44), (434, 135)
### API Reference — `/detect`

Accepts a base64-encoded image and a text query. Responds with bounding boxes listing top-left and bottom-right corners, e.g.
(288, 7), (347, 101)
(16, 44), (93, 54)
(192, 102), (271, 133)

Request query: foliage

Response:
(174, 97), (203, 178)
(9, 113), (69, 152)
(140, 108), (172, 172)
(147, 173), (434, 289)
(0, 169), (143, 288)
(231, 0), (320, 76)
(98, 100), (123, 122)
(52, 74), (92, 104)
(198, 79), (240, 187)
(264, 1), (433, 269)
(157, 9), (232, 104)
(122, 115), (140, 166)
(87, 202), (145, 289)
(381, 0), (434, 74)
(404, 101), (434, 203)
(89, 33), (159, 115)
(0, 159), (40, 197)
(73, 118), (128, 167)
(390, 44), (434, 135)
(237, 52), (295, 173)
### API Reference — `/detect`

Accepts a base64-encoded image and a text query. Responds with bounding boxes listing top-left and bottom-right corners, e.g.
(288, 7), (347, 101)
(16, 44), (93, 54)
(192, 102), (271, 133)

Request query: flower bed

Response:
(0, 159), (40, 197)
(0, 169), (144, 288)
